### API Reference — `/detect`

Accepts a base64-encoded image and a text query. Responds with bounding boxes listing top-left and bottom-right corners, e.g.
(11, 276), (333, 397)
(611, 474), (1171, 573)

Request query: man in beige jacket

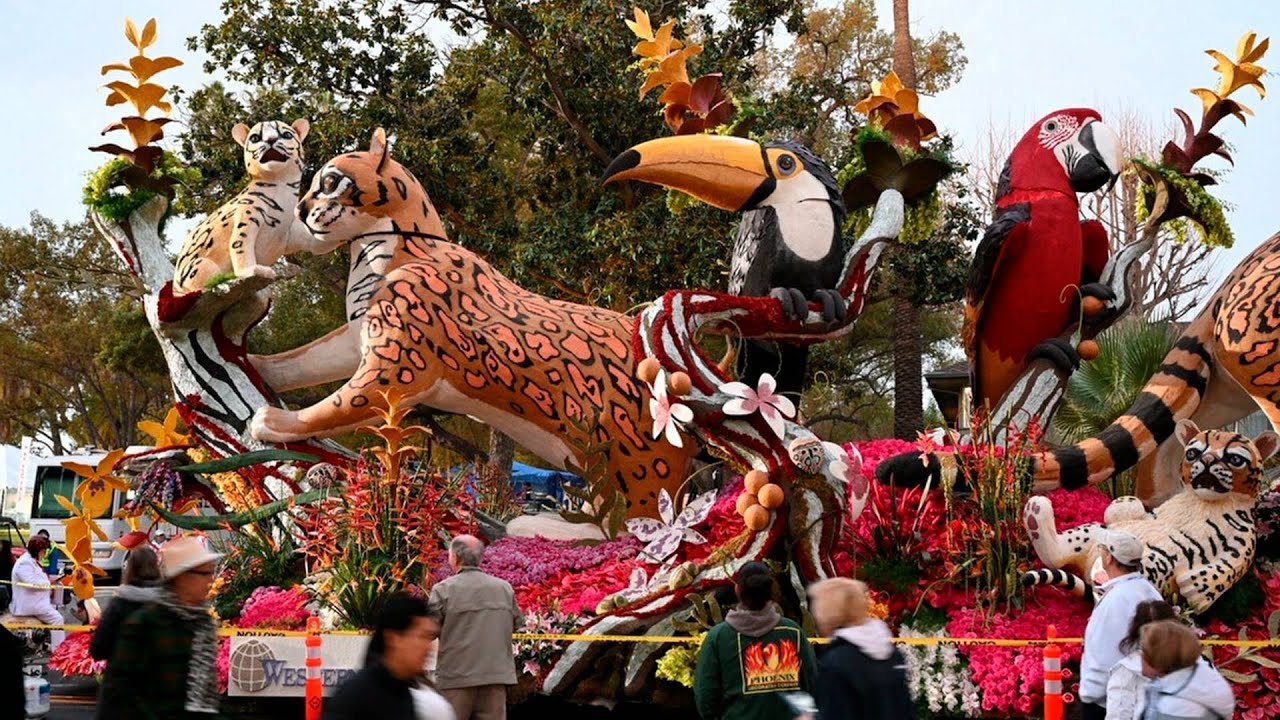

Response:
(429, 535), (524, 720)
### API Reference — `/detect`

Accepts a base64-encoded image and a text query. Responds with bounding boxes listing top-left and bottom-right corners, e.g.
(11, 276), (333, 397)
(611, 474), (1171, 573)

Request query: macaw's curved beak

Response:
(603, 135), (772, 212)
(1069, 120), (1123, 194)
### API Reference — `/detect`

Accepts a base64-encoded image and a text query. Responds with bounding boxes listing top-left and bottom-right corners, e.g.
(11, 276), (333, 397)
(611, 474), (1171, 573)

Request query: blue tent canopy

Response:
(452, 461), (584, 503)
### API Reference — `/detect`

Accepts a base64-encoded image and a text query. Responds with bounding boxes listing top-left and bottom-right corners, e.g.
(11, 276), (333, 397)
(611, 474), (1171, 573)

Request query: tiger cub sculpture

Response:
(1022, 418), (1278, 611)
(173, 119), (327, 294)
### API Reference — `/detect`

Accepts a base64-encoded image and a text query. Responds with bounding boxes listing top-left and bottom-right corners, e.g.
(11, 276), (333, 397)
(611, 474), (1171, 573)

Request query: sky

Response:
(0, 1), (1276, 450)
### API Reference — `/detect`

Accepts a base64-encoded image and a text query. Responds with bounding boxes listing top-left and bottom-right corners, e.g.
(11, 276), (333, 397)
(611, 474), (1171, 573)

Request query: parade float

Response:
(34, 13), (1280, 720)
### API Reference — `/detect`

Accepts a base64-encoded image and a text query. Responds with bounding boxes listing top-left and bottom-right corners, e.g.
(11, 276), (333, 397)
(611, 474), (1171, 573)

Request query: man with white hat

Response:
(101, 536), (222, 718)
(1079, 529), (1161, 720)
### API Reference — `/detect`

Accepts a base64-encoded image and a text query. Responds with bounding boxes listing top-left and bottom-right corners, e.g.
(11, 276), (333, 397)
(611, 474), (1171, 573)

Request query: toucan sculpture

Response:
(604, 135), (846, 397)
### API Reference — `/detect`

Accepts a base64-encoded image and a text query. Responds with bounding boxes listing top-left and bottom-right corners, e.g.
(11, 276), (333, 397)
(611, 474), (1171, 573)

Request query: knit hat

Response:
(160, 536), (221, 580)
(1100, 530), (1145, 566)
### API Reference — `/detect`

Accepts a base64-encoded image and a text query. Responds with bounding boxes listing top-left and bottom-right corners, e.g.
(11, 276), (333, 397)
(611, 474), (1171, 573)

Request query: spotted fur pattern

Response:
(250, 129), (695, 517)
(1022, 420), (1279, 611)
(173, 119), (311, 293)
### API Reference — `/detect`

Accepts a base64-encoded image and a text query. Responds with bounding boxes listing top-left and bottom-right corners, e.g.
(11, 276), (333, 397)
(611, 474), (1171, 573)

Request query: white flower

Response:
(823, 442), (864, 486)
(649, 370), (693, 448)
(624, 488), (716, 563)
(719, 373), (796, 439)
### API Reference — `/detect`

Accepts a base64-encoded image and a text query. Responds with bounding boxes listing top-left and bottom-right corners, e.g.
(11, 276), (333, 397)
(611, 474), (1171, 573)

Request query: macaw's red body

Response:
(964, 108), (1122, 410)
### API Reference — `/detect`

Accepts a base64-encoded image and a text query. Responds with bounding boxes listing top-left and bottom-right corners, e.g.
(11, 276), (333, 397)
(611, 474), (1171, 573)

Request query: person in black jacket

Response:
(325, 592), (454, 720)
(0, 540), (14, 613)
(807, 578), (916, 720)
(90, 545), (161, 720)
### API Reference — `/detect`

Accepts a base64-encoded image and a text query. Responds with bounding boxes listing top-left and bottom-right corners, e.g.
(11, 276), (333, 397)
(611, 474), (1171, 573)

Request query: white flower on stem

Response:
(719, 373), (796, 440)
(649, 370), (693, 448)
(624, 488), (716, 563)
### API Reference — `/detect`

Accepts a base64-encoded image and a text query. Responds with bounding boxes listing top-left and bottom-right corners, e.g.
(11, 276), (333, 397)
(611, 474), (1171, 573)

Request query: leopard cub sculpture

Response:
(173, 119), (334, 294)
(1021, 418), (1278, 611)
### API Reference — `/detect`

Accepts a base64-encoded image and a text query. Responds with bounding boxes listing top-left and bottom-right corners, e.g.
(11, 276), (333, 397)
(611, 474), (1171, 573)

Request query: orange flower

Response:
(854, 70), (938, 145)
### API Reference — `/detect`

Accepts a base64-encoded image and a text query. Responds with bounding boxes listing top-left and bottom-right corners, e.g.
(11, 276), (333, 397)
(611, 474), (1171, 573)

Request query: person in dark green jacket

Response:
(101, 536), (222, 719)
(695, 562), (818, 720)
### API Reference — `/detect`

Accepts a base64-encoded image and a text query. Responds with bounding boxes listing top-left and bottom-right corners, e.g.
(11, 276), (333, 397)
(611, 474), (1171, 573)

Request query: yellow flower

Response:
(854, 70), (938, 142)
(64, 449), (130, 518)
(137, 406), (193, 448)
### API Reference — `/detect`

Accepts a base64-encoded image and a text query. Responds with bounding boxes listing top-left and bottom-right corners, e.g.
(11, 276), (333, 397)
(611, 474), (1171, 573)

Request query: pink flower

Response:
(48, 631), (105, 678)
(237, 585), (312, 630)
(719, 373), (796, 439)
(649, 370), (693, 447)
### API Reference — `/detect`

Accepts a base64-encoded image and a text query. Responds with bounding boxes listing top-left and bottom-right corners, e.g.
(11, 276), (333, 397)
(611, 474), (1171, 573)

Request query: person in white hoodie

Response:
(1105, 599), (1178, 720)
(1080, 530), (1163, 720)
(806, 578), (916, 720)
(9, 535), (64, 651)
(1128, 621), (1234, 720)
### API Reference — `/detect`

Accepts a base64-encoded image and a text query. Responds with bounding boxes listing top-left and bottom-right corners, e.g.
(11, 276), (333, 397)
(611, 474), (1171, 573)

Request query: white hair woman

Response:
(807, 578), (916, 720)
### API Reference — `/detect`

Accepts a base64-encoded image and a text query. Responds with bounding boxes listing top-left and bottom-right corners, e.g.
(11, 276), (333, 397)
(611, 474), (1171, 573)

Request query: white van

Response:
(26, 448), (155, 579)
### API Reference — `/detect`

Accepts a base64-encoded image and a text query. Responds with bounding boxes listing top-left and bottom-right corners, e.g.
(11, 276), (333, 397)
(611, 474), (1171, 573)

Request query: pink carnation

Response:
(237, 585), (312, 630)
(215, 637), (230, 693)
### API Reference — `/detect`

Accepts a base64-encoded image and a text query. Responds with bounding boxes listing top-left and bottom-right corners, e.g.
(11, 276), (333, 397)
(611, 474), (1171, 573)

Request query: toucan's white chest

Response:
(766, 174), (835, 262)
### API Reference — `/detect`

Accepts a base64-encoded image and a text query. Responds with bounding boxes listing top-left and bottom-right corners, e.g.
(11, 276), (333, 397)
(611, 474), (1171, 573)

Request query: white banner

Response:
(227, 634), (369, 697)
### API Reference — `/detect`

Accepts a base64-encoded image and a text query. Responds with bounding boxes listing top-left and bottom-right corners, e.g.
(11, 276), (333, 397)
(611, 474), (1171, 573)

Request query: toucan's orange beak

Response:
(603, 135), (770, 212)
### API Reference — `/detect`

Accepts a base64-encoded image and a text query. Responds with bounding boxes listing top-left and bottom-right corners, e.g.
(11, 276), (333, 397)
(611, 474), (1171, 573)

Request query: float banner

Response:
(228, 634), (369, 697)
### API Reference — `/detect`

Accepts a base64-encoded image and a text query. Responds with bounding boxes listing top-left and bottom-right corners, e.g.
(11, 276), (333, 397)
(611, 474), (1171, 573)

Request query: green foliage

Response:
(82, 154), (201, 223)
(204, 271), (237, 288)
(858, 555), (922, 593)
(902, 604), (949, 633)
(1133, 158), (1234, 248)
(211, 518), (304, 621)
(1054, 319), (1177, 496)
(0, 216), (169, 450)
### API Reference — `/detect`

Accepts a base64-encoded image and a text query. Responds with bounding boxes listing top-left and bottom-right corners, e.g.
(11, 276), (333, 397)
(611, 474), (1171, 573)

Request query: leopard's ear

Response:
(1254, 431), (1280, 461)
(291, 119), (310, 143)
(1175, 418), (1201, 447)
(231, 123), (250, 148)
(369, 127), (392, 174)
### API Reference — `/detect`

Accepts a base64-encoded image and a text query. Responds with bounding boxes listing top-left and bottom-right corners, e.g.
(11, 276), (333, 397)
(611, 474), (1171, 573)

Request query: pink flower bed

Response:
(48, 630), (104, 677)
(237, 585), (312, 630)
(947, 587), (1091, 716)
(482, 535), (641, 588)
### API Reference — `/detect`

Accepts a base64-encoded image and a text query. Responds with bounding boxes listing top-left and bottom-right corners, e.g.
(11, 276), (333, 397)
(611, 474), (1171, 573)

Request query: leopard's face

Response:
(241, 120), (306, 179)
(296, 154), (388, 243)
(1180, 429), (1267, 500)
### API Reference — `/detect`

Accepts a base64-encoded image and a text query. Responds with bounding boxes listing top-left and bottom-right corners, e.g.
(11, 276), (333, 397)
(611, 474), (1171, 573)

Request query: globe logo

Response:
(230, 640), (277, 693)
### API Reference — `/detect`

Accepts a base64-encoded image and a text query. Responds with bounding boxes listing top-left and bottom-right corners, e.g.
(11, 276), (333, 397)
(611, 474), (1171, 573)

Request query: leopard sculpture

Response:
(1021, 418), (1278, 611)
(173, 119), (335, 294)
(249, 128), (696, 517)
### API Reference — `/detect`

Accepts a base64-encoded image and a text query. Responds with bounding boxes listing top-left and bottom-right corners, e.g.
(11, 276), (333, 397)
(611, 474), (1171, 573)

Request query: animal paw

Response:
(250, 405), (304, 442)
(1023, 496), (1055, 542)
(1028, 338), (1081, 374)
(241, 264), (278, 281)
(1103, 496), (1147, 525)
(769, 287), (811, 321)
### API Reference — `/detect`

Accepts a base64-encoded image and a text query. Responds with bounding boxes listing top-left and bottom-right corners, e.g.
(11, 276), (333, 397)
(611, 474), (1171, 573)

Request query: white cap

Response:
(1100, 530), (1144, 567)
(160, 536), (221, 580)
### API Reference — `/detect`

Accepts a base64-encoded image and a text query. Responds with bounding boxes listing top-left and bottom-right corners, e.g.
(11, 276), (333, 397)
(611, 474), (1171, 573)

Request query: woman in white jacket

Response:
(9, 536), (64, 650)
(1105, 600), (1177, 719)
(1122, 621), (1234, 720)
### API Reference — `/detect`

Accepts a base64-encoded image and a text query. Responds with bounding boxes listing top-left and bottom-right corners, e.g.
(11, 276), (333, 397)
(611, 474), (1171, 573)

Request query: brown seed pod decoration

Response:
(757, 483), (784, 510)
(1078, 339), (1101, 361)
(744, 469), (770, 494)
(743, 504), (770, 532)
(1081, 296), (1106, 317)
(668, 371), (693, 396)
(636, 357), (662, 384)
(735, 491), (759, 516)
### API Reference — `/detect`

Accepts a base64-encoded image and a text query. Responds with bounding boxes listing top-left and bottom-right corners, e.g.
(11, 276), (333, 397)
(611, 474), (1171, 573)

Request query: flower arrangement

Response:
(48, 631), (105, 678)
(482, 535), (641, 589)
(513, 608), (583, 685)
(898, 623), (982, 717)
(655, 633), (705, 688)
(947, 588), (1090, 716)
(237, 585), (312, 631)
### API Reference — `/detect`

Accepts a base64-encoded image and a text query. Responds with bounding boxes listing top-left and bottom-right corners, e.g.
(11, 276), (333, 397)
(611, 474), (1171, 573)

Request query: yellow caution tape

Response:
(5, 622), (1280, 648)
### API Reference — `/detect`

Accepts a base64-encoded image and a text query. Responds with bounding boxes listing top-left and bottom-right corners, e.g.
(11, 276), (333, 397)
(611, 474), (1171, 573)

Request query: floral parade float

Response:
(38, 11), (1280, 719)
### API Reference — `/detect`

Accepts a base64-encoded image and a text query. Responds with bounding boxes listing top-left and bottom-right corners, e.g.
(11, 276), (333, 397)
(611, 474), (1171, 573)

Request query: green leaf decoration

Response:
(174, 448), (320, 474)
